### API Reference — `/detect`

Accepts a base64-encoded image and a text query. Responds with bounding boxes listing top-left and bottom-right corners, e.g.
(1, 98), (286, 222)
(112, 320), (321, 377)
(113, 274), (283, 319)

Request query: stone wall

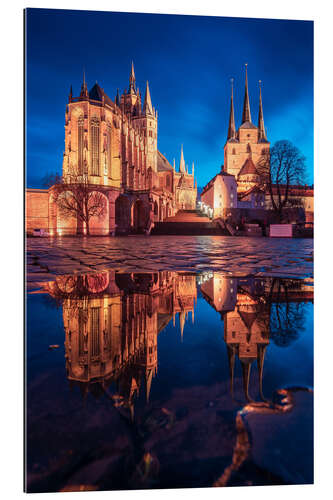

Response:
(26, 189), (49, 234)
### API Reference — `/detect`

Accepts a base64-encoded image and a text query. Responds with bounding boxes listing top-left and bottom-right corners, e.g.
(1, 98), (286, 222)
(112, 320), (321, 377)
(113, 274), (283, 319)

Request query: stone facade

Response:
(26, 63), (197, 236)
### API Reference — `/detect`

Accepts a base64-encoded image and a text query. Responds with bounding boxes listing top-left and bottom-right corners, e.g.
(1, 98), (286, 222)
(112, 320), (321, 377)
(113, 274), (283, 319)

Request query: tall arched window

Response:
(91, 118), (100, 176)
(106, 124), (112, 177)
(247, 143), (251, 153)
(78, 116), (84, 174)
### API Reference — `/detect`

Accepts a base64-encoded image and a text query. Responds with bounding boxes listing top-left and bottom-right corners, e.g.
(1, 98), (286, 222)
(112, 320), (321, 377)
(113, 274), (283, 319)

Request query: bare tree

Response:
(49, 166), (107, 235)
(257, 140), (306, 222)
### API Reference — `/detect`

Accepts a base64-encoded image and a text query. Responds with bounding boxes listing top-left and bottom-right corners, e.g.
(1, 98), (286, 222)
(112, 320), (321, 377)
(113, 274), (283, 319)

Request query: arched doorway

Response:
(115, 195), (131, 234)
(153, 201), (158, 222)
(133, 199), (148, 233)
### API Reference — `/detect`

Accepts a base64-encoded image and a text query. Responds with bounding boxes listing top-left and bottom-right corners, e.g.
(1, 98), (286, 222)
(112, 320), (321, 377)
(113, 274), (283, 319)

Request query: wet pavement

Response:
(26, 235), (313, 282)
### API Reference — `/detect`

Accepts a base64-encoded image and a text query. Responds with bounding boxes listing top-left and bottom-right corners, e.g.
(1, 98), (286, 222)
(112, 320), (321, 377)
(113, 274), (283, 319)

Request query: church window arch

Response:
(77, 116), (84, 174)
(90, 118), (100, 176)
(232, 148), (236, 155)
(106, 123), (112, 177)
(247, 143), (251, 153)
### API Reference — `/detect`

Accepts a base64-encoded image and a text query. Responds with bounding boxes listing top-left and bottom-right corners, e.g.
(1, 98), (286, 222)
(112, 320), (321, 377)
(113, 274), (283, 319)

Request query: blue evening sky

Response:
(25, 9), (313, 189)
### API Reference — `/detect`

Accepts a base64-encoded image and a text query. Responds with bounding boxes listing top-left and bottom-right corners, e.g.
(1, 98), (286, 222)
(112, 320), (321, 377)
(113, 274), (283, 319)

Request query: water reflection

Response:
(27, 270), (313, 491)
(43, 272), (196, 415)
(41, 271), (312, 409)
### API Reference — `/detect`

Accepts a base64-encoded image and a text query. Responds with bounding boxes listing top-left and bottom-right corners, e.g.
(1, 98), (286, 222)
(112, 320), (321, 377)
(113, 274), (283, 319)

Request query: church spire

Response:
(143, 80), (153, 115)
(115, 88), (120, 107)
(80, 69), (88, 98)
(227, 78), (236, 140)
(179, 145), (185, 174)
(258, 80), (267, 141)
(241, 64), (252, 124)
(129, 61), (136, 94)
(69, 84), (73, 103)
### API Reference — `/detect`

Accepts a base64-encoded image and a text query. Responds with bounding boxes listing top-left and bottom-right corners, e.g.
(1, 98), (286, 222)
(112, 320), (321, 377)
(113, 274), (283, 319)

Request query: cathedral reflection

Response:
(44, 271), (196, 416)
(43, 271), (312, 410)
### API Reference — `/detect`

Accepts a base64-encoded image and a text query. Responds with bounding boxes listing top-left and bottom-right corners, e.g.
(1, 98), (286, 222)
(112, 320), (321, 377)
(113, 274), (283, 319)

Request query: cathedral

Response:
(26, 63), (197, 236)
(201, 65), (269, 220)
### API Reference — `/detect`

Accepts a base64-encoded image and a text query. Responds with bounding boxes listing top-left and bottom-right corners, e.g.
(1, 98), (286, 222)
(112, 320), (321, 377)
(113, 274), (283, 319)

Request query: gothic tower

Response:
(223, 65), (270, 187)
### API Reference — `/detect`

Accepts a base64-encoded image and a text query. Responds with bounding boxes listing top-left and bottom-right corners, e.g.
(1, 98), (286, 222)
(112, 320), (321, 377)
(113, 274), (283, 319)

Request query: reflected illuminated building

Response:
(201, 274), (269, 400)
(42, 271), (313, 410)
(44, 271), (197, 415)
(201, 274), (313, 401)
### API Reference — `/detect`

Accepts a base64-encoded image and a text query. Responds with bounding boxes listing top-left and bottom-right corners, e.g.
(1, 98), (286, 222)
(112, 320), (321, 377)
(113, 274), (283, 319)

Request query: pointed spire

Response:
(241, 64), (252, 124)
(146, 368), (154, 403)
(241, 361), (252, 402)
(115, 88), (120, 107)
(173, 158), (176, 170)
(258, 80), (267, 141)
(179, 145), (186, 174)
(80, 69), (88, 98)
(143, 80), (153, 115)
(69, 84), (73, 103)
(179, 310), (185, 342)
(192, 162), (195, 176)
(257, 344), (267, 401)
(227, 78), (236, 140)
(226, 345), (236, 397)
(129, 61), (136, 93)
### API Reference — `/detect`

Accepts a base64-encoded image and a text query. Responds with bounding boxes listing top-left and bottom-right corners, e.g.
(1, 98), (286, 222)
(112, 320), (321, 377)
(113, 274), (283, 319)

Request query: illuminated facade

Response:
(26, 63), (197, 235)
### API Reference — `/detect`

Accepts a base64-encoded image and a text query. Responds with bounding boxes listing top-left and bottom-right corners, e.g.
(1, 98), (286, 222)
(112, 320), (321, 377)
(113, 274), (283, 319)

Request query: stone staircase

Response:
(151, 210), (229, 236)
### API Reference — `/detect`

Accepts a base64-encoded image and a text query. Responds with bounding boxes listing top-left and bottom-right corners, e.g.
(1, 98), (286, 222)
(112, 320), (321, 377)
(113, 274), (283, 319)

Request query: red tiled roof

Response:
(238, 158), (259, 177)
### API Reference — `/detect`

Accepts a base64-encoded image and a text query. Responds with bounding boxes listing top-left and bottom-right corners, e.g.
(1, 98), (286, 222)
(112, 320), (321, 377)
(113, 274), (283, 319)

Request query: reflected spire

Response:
(241, 360), (252, 402)
(227, 345), (236, 397)
(146, 368), (154, 403)
(179, 310), (185, 342)
(257, 344), (267, 401)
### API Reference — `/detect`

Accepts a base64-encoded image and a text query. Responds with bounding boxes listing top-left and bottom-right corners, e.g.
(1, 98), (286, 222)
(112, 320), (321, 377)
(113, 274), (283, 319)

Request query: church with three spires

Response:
(26, 62), (197, 236)
(201, 65), (269, 220)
